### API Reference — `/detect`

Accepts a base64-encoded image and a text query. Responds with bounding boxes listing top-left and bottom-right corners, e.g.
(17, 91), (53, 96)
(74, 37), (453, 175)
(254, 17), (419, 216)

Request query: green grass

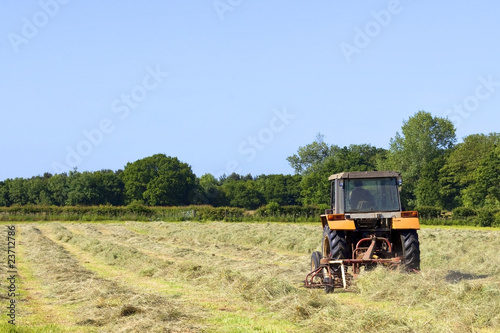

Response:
(0, 323), (83, 333)
(3, 222), (500, 332)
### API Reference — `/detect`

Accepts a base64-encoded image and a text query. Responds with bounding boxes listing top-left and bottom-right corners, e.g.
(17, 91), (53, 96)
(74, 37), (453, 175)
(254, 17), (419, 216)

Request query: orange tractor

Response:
(305, 171), (420, 292)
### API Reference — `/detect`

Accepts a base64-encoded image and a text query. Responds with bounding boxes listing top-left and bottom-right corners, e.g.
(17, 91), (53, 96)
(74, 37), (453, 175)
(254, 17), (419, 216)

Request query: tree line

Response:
(1, 111), (498, 213)
(288, 111), (499, 212)
(0, 156), (302, 210)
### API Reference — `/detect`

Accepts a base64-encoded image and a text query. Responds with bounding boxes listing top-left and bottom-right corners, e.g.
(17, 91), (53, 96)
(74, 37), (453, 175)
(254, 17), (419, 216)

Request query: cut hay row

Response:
(68, 222), (306, 276)
(4, 222), (500, 332)
(40, 223), (303, 331)
(14, 224), (206, 332)
(4, 226), (76, 332)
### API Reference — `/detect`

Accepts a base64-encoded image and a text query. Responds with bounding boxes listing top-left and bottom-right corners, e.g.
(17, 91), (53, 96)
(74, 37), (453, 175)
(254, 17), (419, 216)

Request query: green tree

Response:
(287, 134), (386, 205)
(0, 181), (10, 206)
(381, 111), (456, 208)
(196, 173), (227, 206)
(7, 178), (28, 205)
(299, 145), (382, 205)
(47, 173), (69, 206)
(92, 170), (125, 206)
(255, 174), (301, 206)
(414, 156), (445, 207)
(66, 171), (99, 205)
(439, 133), (500, 209)
(329, 145), (384, 173)
(299, 168), (329, 206)
(287, 136), (383, 205)
(462, 145), (500, 208)
(122, 154), (196, 206)
(26, 174), (53, 205)
(286, 134), (334, 175)
(221, 179), (264, 209)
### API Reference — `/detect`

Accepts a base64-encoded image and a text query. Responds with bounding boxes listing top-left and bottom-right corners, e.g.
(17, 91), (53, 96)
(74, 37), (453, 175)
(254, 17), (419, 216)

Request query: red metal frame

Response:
(304, 236), (402, 291)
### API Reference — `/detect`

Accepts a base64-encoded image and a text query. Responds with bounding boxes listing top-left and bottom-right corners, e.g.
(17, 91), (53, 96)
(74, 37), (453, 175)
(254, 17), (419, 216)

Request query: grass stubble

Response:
(2, 221), (499, 332)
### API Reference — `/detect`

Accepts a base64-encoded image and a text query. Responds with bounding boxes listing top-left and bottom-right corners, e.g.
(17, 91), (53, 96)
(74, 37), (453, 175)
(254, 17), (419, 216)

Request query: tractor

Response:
(305, 171), (420, 292)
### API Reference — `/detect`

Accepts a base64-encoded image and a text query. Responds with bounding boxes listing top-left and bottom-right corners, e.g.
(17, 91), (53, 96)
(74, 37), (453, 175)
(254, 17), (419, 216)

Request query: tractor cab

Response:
(330, 171), (402, 215)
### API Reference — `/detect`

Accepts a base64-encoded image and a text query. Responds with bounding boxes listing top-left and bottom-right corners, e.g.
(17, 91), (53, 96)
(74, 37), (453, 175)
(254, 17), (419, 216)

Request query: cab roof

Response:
(328, 171), (401, 181)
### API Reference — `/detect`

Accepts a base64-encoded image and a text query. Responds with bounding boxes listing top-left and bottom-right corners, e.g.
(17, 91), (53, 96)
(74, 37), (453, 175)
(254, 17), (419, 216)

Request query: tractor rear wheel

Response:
(322, 225), (348, 260)
(398, 230), (420, 271)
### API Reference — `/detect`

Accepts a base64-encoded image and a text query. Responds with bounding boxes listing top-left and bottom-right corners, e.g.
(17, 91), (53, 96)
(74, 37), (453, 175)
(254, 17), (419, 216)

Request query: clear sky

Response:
(1, 1), (499, 180)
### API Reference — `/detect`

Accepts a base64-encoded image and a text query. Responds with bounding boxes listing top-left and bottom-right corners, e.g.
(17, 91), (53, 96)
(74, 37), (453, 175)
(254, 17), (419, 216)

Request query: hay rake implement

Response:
(305, 236), (403, 293)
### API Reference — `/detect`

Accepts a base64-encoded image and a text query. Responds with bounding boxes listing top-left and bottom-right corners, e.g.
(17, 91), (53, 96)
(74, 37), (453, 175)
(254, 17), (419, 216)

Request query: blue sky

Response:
(1, 1), (499, 179)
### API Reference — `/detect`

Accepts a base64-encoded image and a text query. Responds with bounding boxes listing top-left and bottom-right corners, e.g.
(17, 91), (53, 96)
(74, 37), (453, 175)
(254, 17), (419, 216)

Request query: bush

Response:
(452, 207), (476, 219)
(477, 208), (496, 227)
(416, 206), (442, 219)
(495, 212), (500, 228)
(266, 202), (281, 215)
(126, 200), (152, 216)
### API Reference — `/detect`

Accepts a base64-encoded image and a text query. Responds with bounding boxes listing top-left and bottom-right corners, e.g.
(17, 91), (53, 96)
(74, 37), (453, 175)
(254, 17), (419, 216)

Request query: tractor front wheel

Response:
(311, 251), (322, 271)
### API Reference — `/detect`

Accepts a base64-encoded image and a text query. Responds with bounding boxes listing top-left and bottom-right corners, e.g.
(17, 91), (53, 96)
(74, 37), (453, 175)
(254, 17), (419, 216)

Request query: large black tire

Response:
(399, 230), (420, 271)
(322, 225), (348, 260)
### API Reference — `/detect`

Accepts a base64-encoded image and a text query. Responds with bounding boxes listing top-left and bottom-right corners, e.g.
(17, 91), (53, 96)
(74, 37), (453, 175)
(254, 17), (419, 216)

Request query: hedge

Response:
(254, 203), (329, 222)
(1, 204), (498, 227)
(0, 204), (245, 222)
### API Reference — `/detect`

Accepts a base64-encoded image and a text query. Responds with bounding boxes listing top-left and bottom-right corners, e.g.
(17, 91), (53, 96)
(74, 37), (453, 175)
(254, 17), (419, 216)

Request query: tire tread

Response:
(401, 230), (420, 271)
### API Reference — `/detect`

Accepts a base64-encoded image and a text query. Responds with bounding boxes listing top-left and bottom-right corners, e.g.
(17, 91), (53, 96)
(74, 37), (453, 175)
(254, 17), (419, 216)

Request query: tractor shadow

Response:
(445, 270), (489, 284)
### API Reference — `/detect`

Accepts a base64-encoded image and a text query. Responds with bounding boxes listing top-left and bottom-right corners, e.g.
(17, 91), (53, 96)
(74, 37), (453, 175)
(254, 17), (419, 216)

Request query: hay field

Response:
(1, 222), (499, 332)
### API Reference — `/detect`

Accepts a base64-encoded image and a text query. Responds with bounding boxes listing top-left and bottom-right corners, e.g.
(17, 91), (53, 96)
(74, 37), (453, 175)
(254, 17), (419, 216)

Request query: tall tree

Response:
(439, 133), (500, 209)
(255, 174), (302, 206)
(220, 179), (264, 210)
(47, 173), (69, 206)
(0, 181), (10, 206)
(461, 144), (500, 208)
(122, 154), (196, 206)
(415, 156), (446, 207)
(286, 133), (334, 175)
(7, 178), (28, 205)
(299, 144), (383, 205)
(287, 134), (384, 205)
(66, 171), (100, 205)
(196, 173), (227, 206)
(27, 174), (52, 205)
(381, 111), (456, 208)
(92, 170), (125, 206)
